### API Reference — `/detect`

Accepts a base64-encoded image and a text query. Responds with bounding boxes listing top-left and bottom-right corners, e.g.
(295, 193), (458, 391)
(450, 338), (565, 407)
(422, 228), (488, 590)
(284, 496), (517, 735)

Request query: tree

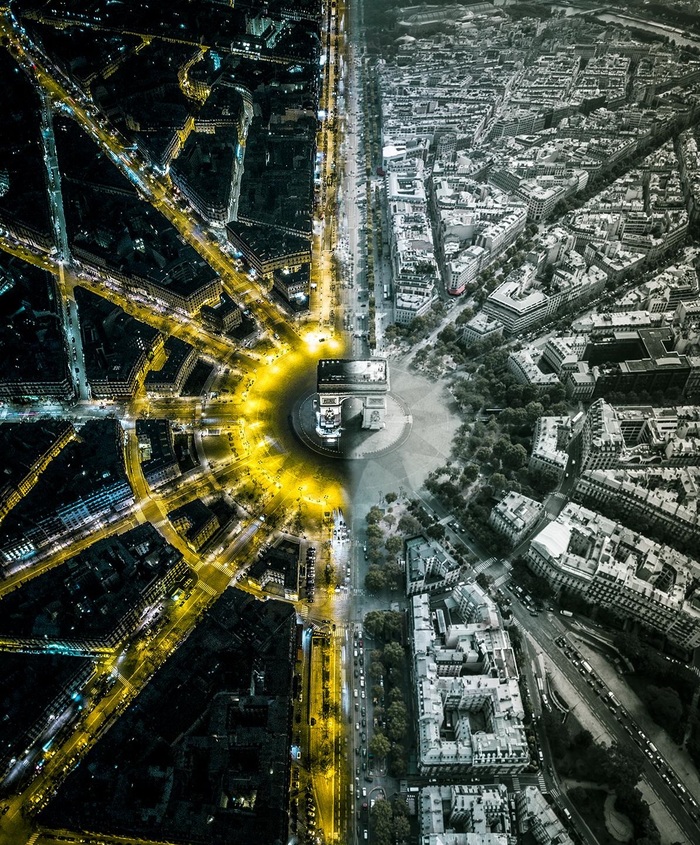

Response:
(644, 685), (683, 738)
(370, 799), (394, 845)
(387, 700), (408, 741)
(398, 514), (421, 536)
(365, 566), (386, 593)
(383, 641), (405, 670)
(462, 464), (479, 484)
(364, 610), (403, 643)
(605, 744), (644, 790)
(364, 611), (385, 639)
(394, 814), (410, 844)
(541, 710), (568, 758)
(490, 472), (508, 492)
(389, 743), (408, 777)
(426, 522), (446, 541)
(455, 307), (474, 325)
(385, 535), (403, 557)
(370, 661), (385, 682)
(476, 572), (494, 592)
(502, 442), (528, 470)
(367, 524), (384, 541)
(369, 731), (391, 759)
(385, 558), (404, 591)
(525, 401), (545, 425)
(367, 538), (385, 563)
(366, 506), (384, 525)
(385, 491), (398, 503)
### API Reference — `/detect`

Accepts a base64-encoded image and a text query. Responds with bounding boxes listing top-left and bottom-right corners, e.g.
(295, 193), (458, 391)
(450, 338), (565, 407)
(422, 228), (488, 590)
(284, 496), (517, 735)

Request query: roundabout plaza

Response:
(293, 358), (412, 460)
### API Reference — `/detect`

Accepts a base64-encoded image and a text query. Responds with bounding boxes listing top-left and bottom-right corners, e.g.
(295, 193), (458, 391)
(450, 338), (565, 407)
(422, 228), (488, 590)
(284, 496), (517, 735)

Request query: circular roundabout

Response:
(292, 390), (413, 460)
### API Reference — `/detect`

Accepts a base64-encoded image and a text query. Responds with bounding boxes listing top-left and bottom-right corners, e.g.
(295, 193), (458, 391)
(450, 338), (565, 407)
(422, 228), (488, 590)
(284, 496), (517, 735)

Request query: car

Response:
(355, 723), (360, 731)
(362, 788), (367, 798)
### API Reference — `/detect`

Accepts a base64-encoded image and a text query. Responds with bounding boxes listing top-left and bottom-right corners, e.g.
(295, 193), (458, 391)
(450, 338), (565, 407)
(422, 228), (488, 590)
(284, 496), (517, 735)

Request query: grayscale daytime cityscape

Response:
(2, 1), (700, 845)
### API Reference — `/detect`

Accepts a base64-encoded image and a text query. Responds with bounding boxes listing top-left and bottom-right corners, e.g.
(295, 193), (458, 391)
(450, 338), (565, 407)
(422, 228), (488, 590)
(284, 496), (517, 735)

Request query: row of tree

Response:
(369, 796), (411, 845)
(365, 615), (412, 778)
(364, 501), (410, 593)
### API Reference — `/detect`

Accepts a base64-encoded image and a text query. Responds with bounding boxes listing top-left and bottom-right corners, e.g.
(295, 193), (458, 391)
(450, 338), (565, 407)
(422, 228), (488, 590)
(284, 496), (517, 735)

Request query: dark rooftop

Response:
(75, 287), (162, 389)
(0, 50), (51, 237)
(0, 259), (70, 397)
(39, 590), (295, 845)
(0, 524), (184, 643)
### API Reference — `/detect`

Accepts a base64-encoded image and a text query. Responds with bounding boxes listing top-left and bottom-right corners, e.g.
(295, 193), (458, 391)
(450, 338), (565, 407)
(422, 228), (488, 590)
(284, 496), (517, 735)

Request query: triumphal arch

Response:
(316, 358), (389, 440)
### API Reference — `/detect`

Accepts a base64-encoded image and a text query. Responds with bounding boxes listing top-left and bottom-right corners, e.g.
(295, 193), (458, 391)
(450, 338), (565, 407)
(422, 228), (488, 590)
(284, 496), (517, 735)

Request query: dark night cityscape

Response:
(4, 1), (700, 844)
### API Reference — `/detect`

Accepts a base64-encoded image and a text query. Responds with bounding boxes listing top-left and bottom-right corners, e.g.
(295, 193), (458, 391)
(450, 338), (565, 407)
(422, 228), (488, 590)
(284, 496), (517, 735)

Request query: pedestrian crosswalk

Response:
(511, 775), (521, 793)
(473, 557), (496, 574)
(197, 580), (217, 597)
(537, 772), (548, 793)
(117, 672), (134, 694)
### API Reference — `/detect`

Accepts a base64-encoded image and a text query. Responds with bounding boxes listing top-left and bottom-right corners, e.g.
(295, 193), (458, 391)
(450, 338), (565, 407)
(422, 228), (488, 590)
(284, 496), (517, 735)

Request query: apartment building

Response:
(489, 491), (543, 547)
(581, 399), (700, 470)
(527, 502), (700, 650)
(575, 466), (700, 546)
(412, 583), (528, 776)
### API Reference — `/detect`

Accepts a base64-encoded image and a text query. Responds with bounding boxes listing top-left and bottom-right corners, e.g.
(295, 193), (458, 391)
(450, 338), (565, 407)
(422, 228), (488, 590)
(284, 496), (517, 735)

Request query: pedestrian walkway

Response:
(681, 685), (700, 751)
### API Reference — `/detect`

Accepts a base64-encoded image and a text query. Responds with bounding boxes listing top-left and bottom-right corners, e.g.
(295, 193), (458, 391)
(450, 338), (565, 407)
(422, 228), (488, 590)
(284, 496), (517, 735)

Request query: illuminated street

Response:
(0, 2), (350, 844)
